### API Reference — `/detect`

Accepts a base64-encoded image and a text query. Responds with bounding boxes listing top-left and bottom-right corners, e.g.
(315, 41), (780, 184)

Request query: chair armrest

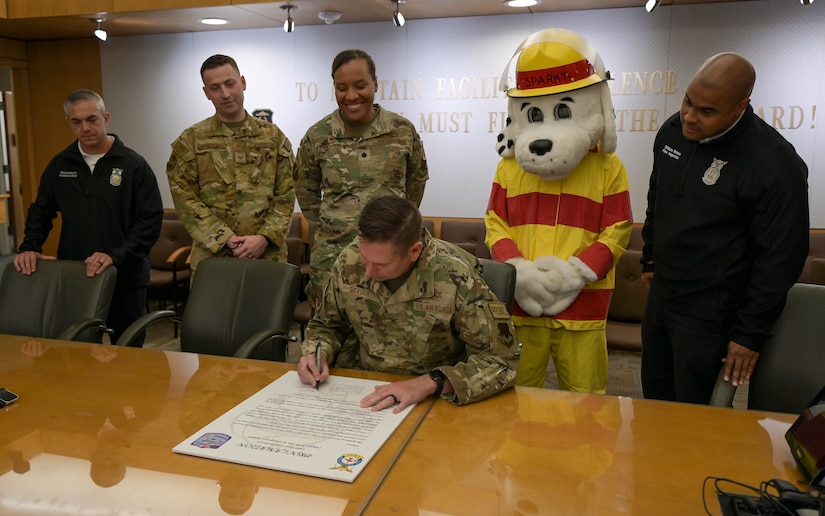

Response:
(58, 318), (107, 342)
(708, 365), (737, 408)
(167, 245), (192, 268)
(233, 329), (297, 362)
(115, 310), (179, 346)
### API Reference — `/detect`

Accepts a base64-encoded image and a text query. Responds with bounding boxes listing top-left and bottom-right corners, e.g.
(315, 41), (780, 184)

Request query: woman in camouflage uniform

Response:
(294, 49), (429, 307)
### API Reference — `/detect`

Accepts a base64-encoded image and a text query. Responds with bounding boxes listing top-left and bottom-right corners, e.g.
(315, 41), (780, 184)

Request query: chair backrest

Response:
(149, 218), (192, 271)
(627, 224), (644, 251)
(747, 282), (825, 414)
(440, 220), (491, 259)
(286, 237), (306, 267)
(0, 254), (14, 289)
(0, 260), (117, 342)
(478, 258), (516, 314)
(798, 231), (825, 284)
(180, 258), (302, 360)
(288, 214), (303, 239)
(607, 250), (647, 323)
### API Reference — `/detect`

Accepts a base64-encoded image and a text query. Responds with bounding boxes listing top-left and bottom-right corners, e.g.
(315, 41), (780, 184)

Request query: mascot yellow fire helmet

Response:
(500, 28), (610, 98)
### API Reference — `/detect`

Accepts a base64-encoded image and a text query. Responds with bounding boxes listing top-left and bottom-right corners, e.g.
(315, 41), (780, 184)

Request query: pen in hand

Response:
(315, 343), (323, 390)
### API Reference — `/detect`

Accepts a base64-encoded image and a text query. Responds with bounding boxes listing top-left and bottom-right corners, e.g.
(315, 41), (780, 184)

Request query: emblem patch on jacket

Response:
(252, 108), (273, 123)
(109, 168), (123, 187)
(702, 158), (727, 186)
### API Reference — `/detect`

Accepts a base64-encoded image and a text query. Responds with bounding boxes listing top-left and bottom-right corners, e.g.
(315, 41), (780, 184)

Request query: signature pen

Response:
(315, 343), (323, 390)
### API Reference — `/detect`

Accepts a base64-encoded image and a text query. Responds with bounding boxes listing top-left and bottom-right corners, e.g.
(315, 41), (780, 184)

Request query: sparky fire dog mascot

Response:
(485, 28), (633, 393)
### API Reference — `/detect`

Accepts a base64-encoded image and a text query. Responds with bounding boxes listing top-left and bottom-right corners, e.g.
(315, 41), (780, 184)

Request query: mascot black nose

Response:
(529, 139), (553, 156)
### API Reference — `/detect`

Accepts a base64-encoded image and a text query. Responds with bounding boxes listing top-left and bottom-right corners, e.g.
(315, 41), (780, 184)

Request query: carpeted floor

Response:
(541, 349), (644, 398)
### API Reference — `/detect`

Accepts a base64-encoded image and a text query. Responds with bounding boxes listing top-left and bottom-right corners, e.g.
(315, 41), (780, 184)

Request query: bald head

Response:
(693, 52), (755, 105)
(680, 52), (755, 141)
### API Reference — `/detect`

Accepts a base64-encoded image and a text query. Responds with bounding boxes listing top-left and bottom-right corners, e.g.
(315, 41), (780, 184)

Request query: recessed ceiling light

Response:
(503, 0), (542, 7)
(200, 18), (229, 26)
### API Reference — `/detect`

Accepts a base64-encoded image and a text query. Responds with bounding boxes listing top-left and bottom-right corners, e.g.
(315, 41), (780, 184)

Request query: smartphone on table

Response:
(0, 388), (19, 407)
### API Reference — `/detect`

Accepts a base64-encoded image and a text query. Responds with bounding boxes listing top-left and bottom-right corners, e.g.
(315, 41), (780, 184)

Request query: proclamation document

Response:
(173, 371), (415, 482)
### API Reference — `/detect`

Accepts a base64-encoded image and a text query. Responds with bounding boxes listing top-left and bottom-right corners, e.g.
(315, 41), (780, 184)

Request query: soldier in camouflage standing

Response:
(167, 54), (295, 276)
(294, 49), (428, 307)
(297, 196), (519, 411)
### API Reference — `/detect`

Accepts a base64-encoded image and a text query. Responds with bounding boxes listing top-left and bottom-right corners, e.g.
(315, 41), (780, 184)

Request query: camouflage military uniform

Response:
(294, 105), (428, 304)
(301, 230), (519, 405)
(167, 113), (295, 274)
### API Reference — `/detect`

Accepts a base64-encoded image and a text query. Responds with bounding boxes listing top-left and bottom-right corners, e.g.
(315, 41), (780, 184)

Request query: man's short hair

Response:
(63, 89), (105, 117)
(201, 54), (240, 79)
(358, 196), (422, 252)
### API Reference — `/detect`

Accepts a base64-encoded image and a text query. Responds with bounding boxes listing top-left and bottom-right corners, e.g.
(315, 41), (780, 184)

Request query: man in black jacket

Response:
(640, 53), (809, 404)
(14, 89), (163, 346)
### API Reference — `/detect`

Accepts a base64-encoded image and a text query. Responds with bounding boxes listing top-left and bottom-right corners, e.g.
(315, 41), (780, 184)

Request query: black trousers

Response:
(640, 284), (730, 405)
(107, 286), (148, 347)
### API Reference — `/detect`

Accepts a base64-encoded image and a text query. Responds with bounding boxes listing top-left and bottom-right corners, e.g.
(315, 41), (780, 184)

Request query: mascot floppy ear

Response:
(599, 82), (617, 154)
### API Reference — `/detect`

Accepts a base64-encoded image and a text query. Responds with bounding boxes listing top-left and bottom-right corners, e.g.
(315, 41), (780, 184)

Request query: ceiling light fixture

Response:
(645, 0), (661, 12)
(503, 0), (542, 7)
(281, 4), (296, 33)
(200, 18), (229, 26)
(391, 0), (406, 27)
(318, 11), (342, 24)
(92, 18), (107, 41)
(800, 0), (814, 4)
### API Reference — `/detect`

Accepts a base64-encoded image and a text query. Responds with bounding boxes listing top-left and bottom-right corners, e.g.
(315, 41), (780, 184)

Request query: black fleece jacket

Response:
(641, 106), (809, 352)
(19, 135), (163, 288)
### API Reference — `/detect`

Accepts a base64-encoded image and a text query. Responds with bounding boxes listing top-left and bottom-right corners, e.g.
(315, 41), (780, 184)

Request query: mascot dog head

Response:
(497, 28), (617, 181)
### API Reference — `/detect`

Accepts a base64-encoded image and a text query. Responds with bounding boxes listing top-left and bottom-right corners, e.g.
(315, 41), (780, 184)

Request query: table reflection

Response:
(0, 336), (431, 515)
(365, 386), (801, 515)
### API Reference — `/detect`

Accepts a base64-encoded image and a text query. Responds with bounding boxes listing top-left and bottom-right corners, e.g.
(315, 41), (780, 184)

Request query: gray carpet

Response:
(544, 349), (644, 399)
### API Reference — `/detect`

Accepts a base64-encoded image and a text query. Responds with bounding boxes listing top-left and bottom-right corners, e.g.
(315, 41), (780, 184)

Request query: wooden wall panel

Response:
(4, 0), (231, 18)
(24, 38), (102, 255)
(112, 0), (228, 10)
(6, 1), (113, 18)
(0, 38), (26, 65)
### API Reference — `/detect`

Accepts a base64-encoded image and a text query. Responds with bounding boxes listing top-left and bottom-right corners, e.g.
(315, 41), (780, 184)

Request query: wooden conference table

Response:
(363, 388), (804, 515)
(0, 335), (804, 515)
(0, 335), (433, 515)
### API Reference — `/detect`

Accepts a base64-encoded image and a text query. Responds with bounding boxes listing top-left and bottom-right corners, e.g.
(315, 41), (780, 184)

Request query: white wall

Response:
(100, 0), (825, 225)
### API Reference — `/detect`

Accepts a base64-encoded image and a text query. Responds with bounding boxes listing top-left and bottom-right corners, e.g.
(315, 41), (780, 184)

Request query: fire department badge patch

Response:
(702, 158), (727, 186)
(109, 168), (123, 187)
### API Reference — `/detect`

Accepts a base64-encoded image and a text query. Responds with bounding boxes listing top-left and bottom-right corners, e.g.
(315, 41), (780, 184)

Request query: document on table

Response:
(173, 370), (415, 482)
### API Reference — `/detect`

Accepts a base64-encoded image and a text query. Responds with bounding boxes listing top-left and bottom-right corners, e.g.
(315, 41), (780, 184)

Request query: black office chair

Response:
(117, 257), (302, 361)
(0, 254), (14, 286)
(0, 259), (117, 342)
(710, 282), (825, 413)
(478, 258), (516, 314)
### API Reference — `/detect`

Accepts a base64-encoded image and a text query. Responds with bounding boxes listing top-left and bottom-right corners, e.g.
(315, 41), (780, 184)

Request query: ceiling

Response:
(0, 0), (748, 42)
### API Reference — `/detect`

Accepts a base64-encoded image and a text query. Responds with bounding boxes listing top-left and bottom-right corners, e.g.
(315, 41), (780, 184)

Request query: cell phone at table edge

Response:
(0, 388), (19, 407)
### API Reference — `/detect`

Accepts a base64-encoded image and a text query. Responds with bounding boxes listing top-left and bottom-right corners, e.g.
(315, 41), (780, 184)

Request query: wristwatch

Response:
(429, 369), (446, 397)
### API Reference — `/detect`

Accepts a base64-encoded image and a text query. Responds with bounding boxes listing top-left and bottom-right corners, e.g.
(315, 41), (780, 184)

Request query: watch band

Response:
(429, 369), (445, 397)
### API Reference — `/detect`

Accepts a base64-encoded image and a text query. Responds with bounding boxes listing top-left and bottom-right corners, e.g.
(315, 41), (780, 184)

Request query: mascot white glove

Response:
(507, 257), (561, 317)
(509, 255), (597, 317)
